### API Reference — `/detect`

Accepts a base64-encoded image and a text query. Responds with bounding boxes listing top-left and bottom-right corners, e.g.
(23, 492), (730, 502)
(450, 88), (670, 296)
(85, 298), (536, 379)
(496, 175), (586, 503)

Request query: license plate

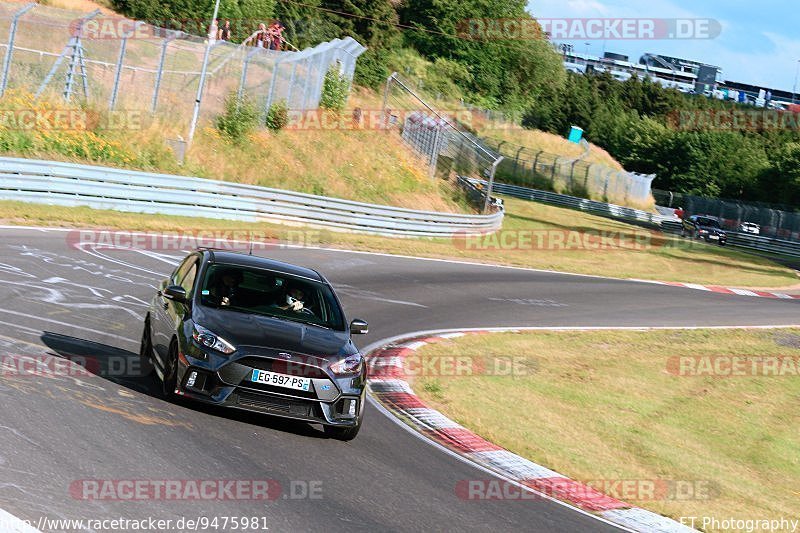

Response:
(250, 369), (310, 391)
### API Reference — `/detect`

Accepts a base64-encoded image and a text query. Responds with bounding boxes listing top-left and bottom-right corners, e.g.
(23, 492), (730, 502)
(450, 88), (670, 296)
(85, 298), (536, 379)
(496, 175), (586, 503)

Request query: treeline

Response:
(522, 72), (800, 204)
(110, 0), (800, 205)
(110, 0), (564, 111)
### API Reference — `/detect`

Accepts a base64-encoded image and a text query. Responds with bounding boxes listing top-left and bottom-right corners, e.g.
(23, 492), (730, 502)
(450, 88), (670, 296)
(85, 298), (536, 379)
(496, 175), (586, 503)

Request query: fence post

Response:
(285, 61), (298, 108)
(0, 3), (35, 98)
(109, 26), (135, 110)
(300, 56), (314, 110)
(381, 72), (396, 129)
(483, 156), (503, 213)
(512, 145), (525, 176)
(603, 168), (612, 199)
(151, 32), (180, 114)
(187, 0), (222, 144)
(264, 55), (287, 120)
(236, 47), (258, 104)
(569, 159), (578, 190)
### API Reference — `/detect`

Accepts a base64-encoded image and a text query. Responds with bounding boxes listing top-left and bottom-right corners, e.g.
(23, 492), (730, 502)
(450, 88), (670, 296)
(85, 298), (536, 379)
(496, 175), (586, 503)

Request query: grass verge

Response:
(0, 195), (796, 288)
(412, 329), (800, 527)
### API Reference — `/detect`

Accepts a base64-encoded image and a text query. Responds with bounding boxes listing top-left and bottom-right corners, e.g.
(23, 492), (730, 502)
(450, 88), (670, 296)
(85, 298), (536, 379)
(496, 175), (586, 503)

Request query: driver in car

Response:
(272, 285), (314, 315)
(211, 269), (242, 306)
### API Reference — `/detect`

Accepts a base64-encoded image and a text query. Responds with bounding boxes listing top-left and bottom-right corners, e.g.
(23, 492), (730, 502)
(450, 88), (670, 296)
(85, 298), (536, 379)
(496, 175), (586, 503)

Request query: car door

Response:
(153, 254), (196, 365)
(166, 257), (199, 344)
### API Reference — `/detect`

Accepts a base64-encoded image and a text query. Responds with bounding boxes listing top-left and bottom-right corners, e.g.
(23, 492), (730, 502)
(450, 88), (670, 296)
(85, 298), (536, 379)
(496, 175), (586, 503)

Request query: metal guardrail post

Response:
(0, 3), (35, 98)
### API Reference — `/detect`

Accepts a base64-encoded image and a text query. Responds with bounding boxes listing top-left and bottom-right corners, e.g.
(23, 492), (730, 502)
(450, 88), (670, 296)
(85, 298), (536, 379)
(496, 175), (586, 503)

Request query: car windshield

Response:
(199, 264), (345, 330)
(696, 217), (720, 228)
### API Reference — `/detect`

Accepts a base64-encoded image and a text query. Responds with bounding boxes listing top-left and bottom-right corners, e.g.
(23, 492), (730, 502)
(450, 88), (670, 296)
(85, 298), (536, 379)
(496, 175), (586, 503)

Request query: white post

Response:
(187, 0), (221, 144)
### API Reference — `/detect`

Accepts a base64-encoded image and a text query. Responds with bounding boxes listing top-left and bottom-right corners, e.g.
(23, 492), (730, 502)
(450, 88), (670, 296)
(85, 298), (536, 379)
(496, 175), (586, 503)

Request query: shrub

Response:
(215, 94), (259, 141)
(319, 67), (350, 112)
(265, 100), (289, 131)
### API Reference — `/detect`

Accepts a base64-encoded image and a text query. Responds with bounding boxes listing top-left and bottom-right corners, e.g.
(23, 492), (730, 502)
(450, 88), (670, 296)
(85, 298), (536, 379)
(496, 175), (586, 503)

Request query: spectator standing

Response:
(268, 21), (284, 51)
(208, 18), (219, 41)
(219, 19), (232, 41)
(255, 23), (267, 48)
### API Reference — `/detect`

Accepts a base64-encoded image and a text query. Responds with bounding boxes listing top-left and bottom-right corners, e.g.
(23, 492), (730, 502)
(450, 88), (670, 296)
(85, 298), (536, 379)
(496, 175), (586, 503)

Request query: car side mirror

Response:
(163, 285), (187, 304)
(349, 319), (368, 335)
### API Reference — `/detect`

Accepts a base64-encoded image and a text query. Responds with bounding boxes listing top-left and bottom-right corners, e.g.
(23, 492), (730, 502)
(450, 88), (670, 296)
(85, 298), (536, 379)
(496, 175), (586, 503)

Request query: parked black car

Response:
(140, 249), (369, 440)
(682, 215), (727, 245)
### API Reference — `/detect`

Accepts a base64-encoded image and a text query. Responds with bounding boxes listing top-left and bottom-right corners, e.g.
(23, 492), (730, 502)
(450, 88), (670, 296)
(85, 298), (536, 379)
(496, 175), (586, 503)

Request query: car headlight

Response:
(699, 229), (708, 234)
(192, 323), (236, 355)
(330, 354), (363, 376)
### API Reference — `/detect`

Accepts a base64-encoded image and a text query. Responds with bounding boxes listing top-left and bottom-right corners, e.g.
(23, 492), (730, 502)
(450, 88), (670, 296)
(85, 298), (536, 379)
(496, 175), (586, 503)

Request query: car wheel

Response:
(139, 319), (155, 377)
(161, 339), (179, 400)
(324, 423), (361, 441)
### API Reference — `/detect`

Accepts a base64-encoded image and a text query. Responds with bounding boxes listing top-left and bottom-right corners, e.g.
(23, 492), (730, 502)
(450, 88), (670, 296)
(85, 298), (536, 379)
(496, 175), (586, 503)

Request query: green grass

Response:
(412, 329), (800, 528)
(0, 195), (796, 289)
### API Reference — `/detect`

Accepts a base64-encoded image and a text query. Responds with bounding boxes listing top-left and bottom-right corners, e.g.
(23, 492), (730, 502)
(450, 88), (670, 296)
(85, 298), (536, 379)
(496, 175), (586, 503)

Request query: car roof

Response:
(199, 250), (324, 282)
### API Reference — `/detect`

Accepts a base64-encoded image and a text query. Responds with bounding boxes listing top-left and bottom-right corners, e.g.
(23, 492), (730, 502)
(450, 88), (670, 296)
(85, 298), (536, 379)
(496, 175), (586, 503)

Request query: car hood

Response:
(192, 305), (354, 357)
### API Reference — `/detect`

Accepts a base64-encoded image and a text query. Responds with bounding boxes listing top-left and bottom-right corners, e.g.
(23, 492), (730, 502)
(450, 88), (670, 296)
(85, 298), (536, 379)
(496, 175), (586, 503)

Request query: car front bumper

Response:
(174, 344), (366, 427)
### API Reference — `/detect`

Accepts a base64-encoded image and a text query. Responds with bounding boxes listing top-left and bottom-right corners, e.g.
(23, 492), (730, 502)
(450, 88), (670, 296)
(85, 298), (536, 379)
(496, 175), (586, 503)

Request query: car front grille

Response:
(236, 391), (312, 417)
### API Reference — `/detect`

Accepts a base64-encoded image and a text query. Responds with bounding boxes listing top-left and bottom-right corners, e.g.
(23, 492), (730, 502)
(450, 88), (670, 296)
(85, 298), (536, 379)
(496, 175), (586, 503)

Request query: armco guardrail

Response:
(472, 178), (800, 259)
(470, 178), (678, 228)
(0, 158), (503, 237)
(726, 233), (800, 258)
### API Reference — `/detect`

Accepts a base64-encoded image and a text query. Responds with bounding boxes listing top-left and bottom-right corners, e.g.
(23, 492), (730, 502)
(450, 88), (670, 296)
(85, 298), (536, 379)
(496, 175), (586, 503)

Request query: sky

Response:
(527, 0), (800, 93)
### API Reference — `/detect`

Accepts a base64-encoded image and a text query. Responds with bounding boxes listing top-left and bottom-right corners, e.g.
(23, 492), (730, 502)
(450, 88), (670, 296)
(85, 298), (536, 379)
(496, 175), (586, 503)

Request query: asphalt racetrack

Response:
(0, 227), (796, 532)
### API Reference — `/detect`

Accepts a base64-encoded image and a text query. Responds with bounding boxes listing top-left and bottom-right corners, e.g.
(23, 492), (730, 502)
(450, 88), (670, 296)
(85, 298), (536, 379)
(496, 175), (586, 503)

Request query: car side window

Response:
(178, 261), (198, 298)
(172, 256), (194, 284)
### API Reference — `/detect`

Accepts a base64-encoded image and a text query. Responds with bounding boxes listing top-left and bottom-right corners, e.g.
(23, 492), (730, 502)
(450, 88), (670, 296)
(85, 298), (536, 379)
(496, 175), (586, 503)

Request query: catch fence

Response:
(0, 2), (365, 139)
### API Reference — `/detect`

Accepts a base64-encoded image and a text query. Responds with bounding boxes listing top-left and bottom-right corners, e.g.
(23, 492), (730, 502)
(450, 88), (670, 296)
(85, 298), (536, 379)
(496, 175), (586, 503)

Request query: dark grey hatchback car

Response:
(140, 249), (369, 440)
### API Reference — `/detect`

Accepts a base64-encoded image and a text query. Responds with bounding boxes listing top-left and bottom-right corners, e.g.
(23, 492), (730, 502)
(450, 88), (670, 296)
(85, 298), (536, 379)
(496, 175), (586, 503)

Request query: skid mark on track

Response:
(79, 399), (194, 428)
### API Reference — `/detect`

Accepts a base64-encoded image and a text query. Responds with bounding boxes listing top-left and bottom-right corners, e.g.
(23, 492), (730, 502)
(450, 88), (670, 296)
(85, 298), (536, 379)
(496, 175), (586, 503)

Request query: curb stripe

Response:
(523, 477), (629, 512)
(367, 330), (700, 533)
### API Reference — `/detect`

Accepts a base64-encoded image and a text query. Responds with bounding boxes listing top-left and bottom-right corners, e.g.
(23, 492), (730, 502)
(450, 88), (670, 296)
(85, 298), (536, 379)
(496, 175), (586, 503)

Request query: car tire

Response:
(161, 339), (179, 400)
(139, 319), (155, 377)
(324, 423), (361, 441)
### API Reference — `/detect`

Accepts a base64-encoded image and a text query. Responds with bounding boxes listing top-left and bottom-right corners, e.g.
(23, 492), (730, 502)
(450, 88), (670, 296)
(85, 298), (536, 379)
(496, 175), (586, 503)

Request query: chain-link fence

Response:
(382, 72), (503, 213)
(0, 3), (365, 138)
(481, 136), (655, 208)
(653, 189), (800, 241)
